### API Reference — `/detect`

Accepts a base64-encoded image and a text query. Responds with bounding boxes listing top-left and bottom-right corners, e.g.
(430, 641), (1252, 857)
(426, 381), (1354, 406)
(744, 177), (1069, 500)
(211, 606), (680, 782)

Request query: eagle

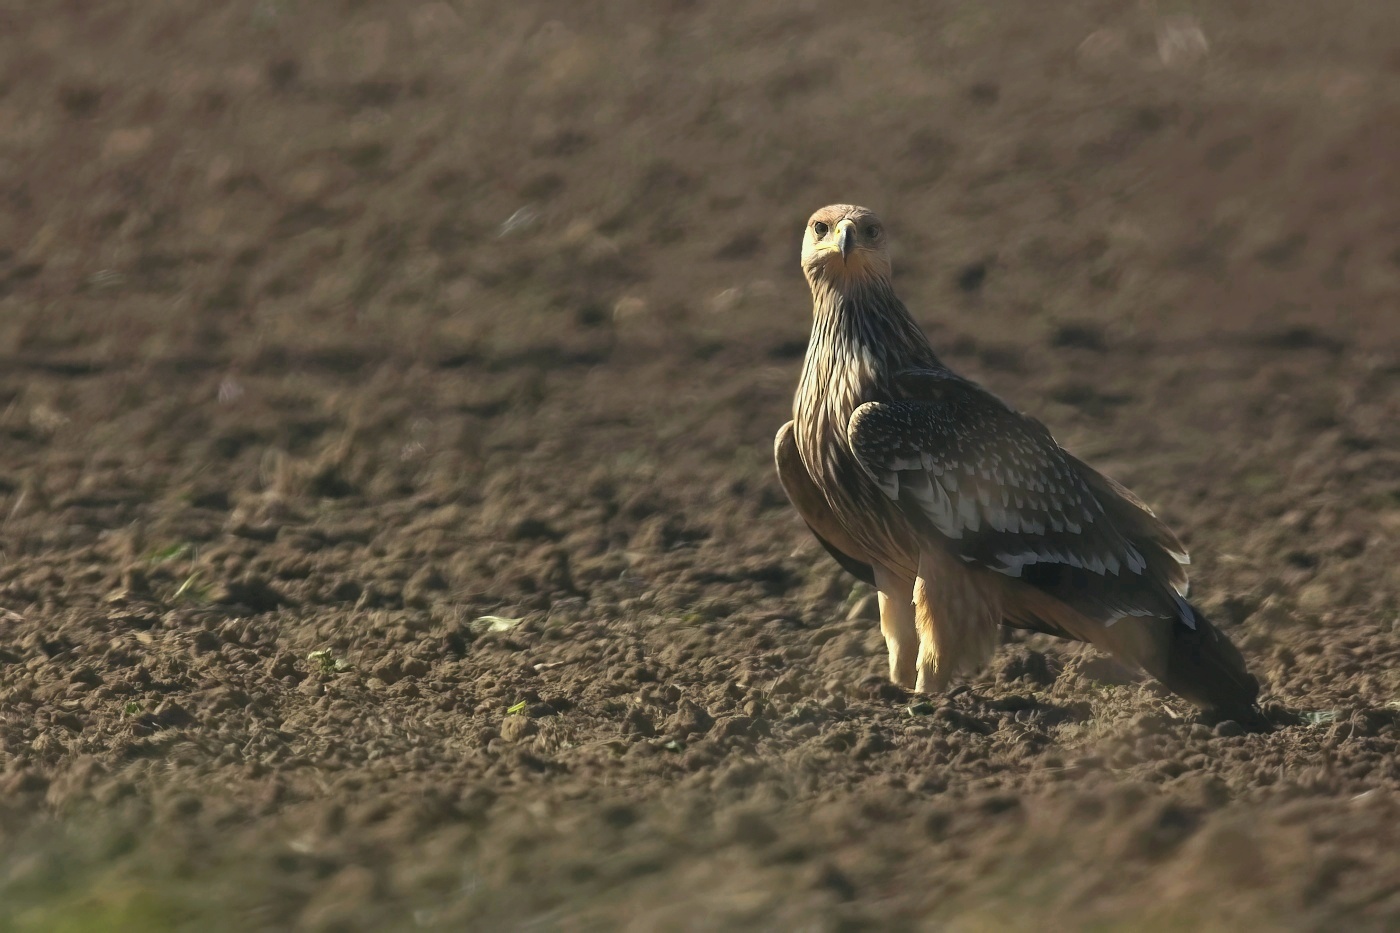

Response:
(775, 204), (1260, 719)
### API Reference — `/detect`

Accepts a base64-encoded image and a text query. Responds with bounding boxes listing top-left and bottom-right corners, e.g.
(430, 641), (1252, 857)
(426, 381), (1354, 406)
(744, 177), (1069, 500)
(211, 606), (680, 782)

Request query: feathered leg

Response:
(873, 567), (917, 689)
(914, 549), (1003, 694)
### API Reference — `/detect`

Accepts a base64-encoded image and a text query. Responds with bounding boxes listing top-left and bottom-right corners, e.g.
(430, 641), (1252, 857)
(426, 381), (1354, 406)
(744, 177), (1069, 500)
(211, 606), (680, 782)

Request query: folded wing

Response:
(847, 369), (1194, 630)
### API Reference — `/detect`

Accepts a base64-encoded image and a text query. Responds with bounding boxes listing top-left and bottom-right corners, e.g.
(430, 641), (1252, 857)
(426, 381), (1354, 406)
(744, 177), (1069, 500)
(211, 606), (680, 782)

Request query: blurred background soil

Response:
(1, 1), (1398, 929)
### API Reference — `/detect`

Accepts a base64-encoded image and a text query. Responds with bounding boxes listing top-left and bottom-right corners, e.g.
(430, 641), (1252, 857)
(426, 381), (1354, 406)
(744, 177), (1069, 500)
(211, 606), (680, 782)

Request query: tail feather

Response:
(1140, 606), (1260, 720)
(999, 579), (1261, 720)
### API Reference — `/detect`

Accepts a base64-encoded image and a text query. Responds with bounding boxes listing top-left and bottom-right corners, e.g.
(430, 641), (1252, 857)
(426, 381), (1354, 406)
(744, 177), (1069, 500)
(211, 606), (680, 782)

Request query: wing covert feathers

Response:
(848, 369), (1198, 631)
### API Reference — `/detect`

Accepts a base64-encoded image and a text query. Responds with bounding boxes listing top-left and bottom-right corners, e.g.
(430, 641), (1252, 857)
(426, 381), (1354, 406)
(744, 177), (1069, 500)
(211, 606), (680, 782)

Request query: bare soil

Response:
(1, 2), (1399, 930)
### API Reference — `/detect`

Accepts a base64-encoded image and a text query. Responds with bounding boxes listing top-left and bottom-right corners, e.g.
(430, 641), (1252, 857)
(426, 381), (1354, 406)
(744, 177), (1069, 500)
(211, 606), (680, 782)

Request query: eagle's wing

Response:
(847, 369), (1194, 630)
(774, 420), (876, 586)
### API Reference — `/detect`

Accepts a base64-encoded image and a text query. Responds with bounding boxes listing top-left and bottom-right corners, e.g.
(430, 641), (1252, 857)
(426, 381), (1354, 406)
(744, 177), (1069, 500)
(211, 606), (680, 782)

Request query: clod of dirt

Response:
(622, 708), (656, 738)
(852, 732), (891, 759)
(1072, 655), (1143, 687)
(510, 517), (563, 541)
(955, 260), (991, 292)
(500, 715), (538, 743)
(810, 863), (858, 901)
(666, 700), (715, 739)
(370, 655), (405, 685)
(190, 630), (222, 654)
(932, 706), (992, 735)
(403, 565), (449, 607)
(211, 575), (294, 613)
(992, 646), (1058, 687)
(152, 700), (195, 728)
(770, 674), (802, 697)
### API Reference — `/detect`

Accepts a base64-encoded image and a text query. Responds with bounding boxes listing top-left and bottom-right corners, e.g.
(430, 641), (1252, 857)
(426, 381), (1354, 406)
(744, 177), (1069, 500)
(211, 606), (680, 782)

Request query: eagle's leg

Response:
(913, 550), (1002, 695)
(873, 567), (917, 689)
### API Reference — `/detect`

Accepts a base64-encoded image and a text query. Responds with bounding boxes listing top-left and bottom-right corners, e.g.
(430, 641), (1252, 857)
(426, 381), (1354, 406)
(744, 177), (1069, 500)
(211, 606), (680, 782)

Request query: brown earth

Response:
(2, 1), (1399, 930)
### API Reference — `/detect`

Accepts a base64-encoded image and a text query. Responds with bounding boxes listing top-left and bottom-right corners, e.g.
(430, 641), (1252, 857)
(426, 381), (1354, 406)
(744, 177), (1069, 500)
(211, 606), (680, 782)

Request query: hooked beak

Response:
(835, 219), (855, 260)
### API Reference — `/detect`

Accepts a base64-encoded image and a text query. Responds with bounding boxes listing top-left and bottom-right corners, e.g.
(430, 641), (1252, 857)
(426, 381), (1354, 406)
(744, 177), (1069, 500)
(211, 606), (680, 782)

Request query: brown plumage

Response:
(775, 204), (1260, 718)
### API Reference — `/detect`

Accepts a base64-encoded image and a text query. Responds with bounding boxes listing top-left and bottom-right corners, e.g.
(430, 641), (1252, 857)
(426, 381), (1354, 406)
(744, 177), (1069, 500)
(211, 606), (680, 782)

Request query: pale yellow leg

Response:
(913, 574), (945, 695)
(874, 567), (917, 689)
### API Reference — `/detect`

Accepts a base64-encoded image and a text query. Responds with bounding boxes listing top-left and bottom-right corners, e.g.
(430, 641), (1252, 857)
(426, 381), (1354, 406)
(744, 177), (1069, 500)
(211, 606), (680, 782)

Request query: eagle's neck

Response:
(794, 277), (940, 444)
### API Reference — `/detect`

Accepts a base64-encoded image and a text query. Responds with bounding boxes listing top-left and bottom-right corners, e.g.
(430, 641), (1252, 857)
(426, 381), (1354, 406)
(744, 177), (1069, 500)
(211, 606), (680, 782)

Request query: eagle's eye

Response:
(866, 225), (881, 239)
(813, 221), (829, 238)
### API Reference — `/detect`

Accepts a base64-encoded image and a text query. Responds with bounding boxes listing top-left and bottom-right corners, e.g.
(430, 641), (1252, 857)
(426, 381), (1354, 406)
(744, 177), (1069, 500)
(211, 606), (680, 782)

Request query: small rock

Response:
(1213, 720), (1245, 738)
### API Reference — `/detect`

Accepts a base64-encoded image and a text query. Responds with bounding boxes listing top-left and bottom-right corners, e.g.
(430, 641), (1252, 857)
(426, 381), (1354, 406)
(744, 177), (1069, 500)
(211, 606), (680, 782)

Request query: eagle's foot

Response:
(913, 648), (950, 695)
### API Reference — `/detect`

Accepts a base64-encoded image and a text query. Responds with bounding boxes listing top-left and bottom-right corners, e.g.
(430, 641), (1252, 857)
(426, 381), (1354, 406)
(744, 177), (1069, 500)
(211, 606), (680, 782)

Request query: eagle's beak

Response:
(836, 219), (855, 260)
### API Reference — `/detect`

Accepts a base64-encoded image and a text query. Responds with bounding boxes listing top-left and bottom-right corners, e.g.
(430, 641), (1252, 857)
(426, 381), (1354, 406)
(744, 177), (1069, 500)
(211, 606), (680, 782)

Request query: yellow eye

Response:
(813, 221), (829, 237)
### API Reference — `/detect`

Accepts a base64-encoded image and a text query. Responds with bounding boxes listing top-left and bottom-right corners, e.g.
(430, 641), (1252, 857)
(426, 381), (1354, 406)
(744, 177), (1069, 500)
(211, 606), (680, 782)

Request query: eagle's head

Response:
(800, 204), (892, 293)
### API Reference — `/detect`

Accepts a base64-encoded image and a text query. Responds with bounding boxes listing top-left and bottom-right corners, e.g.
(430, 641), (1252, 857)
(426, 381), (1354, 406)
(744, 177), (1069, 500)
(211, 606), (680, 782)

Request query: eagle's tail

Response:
(1137, 606), (1261, 723)
(1000, 582), (1263, 723)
